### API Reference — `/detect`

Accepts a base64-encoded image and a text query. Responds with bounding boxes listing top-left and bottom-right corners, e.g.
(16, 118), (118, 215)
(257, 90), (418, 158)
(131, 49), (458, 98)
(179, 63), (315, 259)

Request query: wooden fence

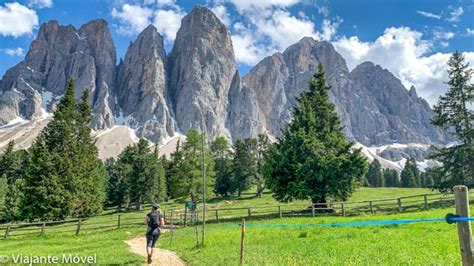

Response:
(0, 192), (461, 239)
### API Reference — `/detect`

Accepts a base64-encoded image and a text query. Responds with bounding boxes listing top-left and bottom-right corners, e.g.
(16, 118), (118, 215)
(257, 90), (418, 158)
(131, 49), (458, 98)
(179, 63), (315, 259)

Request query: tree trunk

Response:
(256, 183), (264, 198)
(135, 196), (143, 211)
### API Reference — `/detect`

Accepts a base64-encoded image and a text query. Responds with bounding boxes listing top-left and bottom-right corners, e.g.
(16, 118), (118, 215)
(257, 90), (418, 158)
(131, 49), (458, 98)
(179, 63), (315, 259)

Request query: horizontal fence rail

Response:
(0, 191), (464, 239)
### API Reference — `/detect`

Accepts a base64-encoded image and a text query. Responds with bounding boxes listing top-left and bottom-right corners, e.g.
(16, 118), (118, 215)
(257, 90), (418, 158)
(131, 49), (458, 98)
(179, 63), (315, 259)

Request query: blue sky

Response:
(0, 0), (473, 104)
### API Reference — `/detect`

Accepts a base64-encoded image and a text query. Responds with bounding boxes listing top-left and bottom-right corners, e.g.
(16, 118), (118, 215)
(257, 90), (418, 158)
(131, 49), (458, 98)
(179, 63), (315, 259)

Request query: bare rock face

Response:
(349, 62), (450, 145)
(0, 8), (452, 161)
(0, 19), (117, 128)
(226, 71), (265, 140)
(243, 37), (354, 139)
(115, 25), (175, 142)
(168, 6), (235, 139)
(243, 37), (450, 146)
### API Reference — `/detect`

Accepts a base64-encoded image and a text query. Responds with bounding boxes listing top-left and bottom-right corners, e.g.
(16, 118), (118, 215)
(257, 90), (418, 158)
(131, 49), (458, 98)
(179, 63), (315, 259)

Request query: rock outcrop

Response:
(168, 6), (235, 140)
(0, 19), (117, 128)
(243, 37), (450, 146)
(0, 7), (451, 161)
(115, 25), (175, 142)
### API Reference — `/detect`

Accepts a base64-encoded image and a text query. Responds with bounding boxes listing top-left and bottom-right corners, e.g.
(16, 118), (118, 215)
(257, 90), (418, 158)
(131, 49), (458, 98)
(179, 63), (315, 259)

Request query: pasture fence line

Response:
(0, 191), (466, 239)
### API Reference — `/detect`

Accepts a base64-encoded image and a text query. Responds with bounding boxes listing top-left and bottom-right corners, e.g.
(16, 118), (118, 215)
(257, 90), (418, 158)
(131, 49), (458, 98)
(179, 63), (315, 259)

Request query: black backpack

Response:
(147, 212), (161, 236)
(147, 212), (161, 229)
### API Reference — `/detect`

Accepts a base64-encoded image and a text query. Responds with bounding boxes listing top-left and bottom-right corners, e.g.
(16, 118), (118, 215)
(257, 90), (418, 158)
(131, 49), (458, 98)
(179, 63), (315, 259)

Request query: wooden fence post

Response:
(4, 223), (12, 239)
(215, 209), (219, 222)
(117, 215), (121, 229)
(248, 208), (251, 218)
(369, 201), (374, 214)
(75, 219), (82, 236)
(40, 222), (45, 236)
(397, 198), (402, 212)
(311, 204), (315, 217)
(341, 203), (346, 217)
(184, 206), (188, 227)
(240, 218), (246, 266)
(453, 185), (474, 266)
(424, 195), (428, 210)
(170, 210), (174, 225)
(278, 206), (282, 218)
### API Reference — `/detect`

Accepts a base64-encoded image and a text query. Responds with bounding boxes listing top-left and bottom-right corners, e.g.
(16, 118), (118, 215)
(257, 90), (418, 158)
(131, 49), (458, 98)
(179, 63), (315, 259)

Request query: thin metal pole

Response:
(200, 111), (206, 246)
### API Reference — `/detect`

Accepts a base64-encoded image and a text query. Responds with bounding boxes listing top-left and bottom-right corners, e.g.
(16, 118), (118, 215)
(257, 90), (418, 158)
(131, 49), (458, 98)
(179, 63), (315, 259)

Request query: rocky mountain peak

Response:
(115, 20), (174, 142)
(183, 5), (227, 34)
(0, 18), (117, 128)
(168, 5), (236, 139)
(0, 10), (452, 161)
(409, 85), (418, 98)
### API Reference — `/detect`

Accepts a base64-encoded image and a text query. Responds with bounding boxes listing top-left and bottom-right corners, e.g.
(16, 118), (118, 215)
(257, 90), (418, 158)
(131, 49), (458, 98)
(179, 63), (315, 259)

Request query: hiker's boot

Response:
(147, 254), (152, 264)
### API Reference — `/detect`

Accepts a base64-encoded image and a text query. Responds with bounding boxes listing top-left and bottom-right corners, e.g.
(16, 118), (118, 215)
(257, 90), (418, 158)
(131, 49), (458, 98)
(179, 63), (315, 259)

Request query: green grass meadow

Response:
(159, 208), (461, 265)
(0, 187), (464, 265)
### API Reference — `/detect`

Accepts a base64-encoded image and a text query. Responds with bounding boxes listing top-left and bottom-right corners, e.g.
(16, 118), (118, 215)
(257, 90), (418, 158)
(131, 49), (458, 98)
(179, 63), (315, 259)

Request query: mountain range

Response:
(0, 6), (451, 166)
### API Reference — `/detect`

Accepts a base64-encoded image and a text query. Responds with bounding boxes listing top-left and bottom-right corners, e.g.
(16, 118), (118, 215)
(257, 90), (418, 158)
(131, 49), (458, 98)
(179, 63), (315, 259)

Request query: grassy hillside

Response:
(160, 208), (462, 265)
(0, 187), (457, 265)
(147, 187), (435, 213)
(0, 207), (463, 265)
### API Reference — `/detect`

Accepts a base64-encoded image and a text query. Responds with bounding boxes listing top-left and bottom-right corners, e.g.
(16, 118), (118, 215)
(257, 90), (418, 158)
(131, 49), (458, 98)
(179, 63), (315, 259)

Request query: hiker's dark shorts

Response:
(146, 234), (159, 248)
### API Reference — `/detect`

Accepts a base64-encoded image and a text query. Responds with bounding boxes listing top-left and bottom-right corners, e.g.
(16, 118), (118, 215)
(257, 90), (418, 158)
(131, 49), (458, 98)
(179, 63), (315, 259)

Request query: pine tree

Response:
(22, 80), (106, 220)
(366, 159), (384, 187)
(211, 136), (232, 197)
(0, 141), (26, 220)
(147, 151), (167, 204)
(400, 158), (420, 188)
(231, 139), (257, 197)
(168, 129), (215, 201)
(265, 64), (368, 204)
(383, 169), (399, 187)
(22, 80), (79, 220)
(0, 176), (6, 216)
(73, 89), (107, 217)
(255, 134), (270, 197)
(430, 51), (474, 191)
(422, 168), (436, 188)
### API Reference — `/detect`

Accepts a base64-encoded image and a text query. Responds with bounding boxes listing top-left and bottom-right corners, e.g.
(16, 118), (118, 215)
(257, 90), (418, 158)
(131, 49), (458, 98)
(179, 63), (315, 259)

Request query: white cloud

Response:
(212, 0), (341, 66)
(447, 6), (463, 23)
(28, 0), (53, 9)
(228, 0), (300, 12)
(433, 29), (454, 40)
(211, 5), (231, 26)
(2, 47), (25, 56)
(152, 8), (185, 43)
(254, 10), (318, 50)
(144, 0), (177, 8)
(416, 11), (441, 19)
(0, 2), (38, 37)
(231, 23), (274, 65)
(317, 5), (329, 17)
(111, 2), (184, 42)
(466, 28), (474, 36)
(316, 18), (342, 41)
(334, 27), (474, 106)
(111, 4), (153, 35)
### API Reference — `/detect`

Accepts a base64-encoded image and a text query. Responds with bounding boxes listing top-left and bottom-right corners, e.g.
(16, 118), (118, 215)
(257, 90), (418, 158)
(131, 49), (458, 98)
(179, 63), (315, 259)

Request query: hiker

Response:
(144, 203), (164, 264)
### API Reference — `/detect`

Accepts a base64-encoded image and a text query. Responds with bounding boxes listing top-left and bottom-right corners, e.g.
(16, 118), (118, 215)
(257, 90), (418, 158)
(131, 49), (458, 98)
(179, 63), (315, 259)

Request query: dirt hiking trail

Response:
(125, 229), (185, 266)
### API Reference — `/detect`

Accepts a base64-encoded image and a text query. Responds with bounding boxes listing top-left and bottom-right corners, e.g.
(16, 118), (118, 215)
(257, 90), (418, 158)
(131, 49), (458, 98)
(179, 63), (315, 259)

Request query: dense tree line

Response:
(362, 158), (434, 188)
(0, 81), (106, 221)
